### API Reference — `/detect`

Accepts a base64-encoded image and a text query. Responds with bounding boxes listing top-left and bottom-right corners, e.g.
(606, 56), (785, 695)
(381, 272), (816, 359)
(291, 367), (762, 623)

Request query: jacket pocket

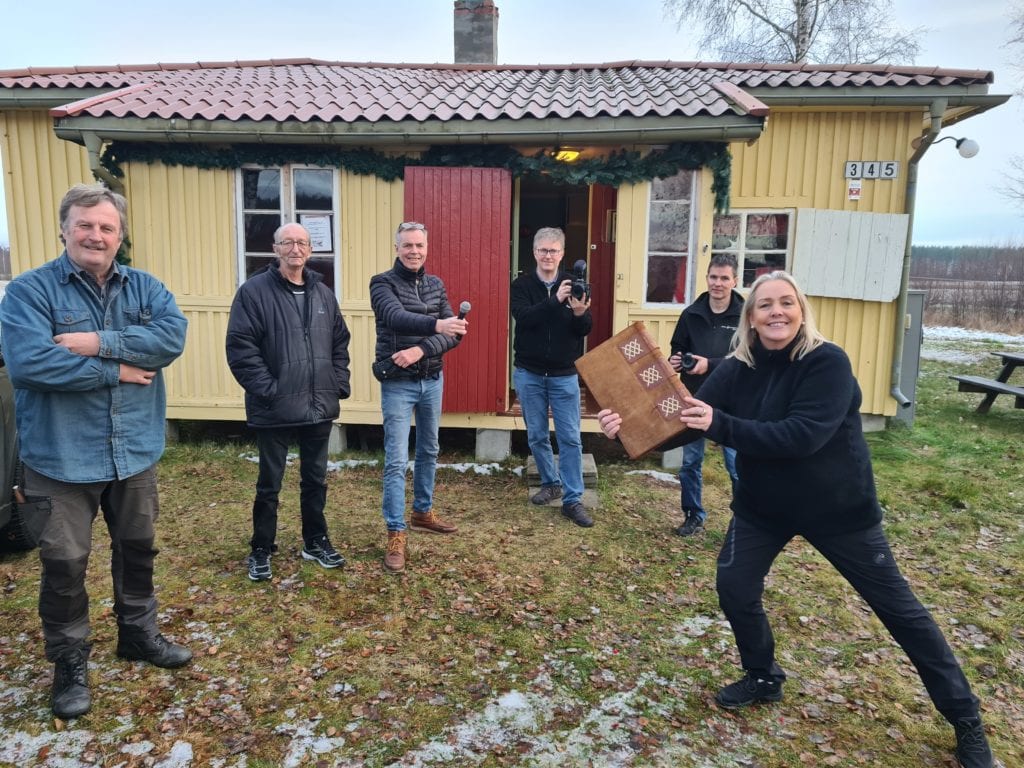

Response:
(51, 309), (93, 335)
(121, 306), (153, 325)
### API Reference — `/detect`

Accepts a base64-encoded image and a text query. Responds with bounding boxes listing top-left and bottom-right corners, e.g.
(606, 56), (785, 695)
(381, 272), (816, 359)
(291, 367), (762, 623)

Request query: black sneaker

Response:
(954, 717), (994, 768)
(247, 548), (272, 581)
(302, 536), (345, 569)
(675, 510), (704, 537)
(715, 672), (784, 709)
(530, 485), (562, 505)
(51, 647), (91, 719)
(561, 501), (594, 528)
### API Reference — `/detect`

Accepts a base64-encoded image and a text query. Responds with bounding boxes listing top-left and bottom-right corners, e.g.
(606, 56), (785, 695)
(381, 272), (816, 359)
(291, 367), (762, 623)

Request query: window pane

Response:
(648, 202), (691, 252)
(294, 169), (333, 210)
(712, 214), (740, 249)
(746, 214), (789, 250)
(646, 254), (685, 303)
(741, 252), (787, 288)
(242, 169), (281, 210)
(245, 213), (279, 253)
(306, 258), (335, 291)
(651, 171), (693, 201)
(245, 255), (275, 280)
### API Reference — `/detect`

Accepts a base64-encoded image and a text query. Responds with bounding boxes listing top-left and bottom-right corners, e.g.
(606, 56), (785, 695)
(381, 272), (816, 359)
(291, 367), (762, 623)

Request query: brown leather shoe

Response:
(384, 530), (407, 572)
(409, 509), (458, 534)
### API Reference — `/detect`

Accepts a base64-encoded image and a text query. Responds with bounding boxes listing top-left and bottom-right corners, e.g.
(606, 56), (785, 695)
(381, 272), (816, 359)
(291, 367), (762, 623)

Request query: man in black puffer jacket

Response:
(370, 221), (467, 573)
(226, 222), (351, 582)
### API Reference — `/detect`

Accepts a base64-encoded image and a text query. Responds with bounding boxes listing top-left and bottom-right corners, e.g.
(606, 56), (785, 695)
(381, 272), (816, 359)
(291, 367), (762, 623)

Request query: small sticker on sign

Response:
(848, 179), (862, 201)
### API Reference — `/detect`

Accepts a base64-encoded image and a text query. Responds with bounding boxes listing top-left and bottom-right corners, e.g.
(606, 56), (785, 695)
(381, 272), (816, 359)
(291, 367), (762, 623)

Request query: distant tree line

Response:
(910, 245), (1023, 329)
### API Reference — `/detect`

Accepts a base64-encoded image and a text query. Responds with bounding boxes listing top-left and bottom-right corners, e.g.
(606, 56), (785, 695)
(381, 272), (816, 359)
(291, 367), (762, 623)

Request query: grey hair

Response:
(533, 227), (565, 249)
(59, 184), (128, 240)
(273, 222), (310, 242)
(394, 221), (428, 246)
(732, 270), (826, 367)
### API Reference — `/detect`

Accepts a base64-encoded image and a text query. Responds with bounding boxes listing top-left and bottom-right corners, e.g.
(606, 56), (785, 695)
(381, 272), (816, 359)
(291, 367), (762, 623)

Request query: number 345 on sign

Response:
(844, 161), (899, 179)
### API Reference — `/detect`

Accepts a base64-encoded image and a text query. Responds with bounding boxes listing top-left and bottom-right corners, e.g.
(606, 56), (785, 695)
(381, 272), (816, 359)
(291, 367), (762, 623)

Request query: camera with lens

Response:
(680, 353), (697, 372)
(570, 260), (591, 302)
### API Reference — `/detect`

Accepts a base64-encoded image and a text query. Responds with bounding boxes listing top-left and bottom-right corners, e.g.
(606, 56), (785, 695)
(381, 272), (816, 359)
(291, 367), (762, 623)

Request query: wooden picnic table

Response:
(950, 351), (1024, 413)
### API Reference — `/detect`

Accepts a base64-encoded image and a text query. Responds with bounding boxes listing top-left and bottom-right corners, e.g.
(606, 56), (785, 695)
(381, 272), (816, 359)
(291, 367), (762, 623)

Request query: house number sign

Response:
(844, 161), (899, 179)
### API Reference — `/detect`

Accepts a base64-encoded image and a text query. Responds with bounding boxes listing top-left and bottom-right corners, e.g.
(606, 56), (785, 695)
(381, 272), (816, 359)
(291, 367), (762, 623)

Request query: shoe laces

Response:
(955, 719), (986, 751)
(58, 652), (87, 685)
(387, 533), (406, 552)
(314, 536), (336, 554)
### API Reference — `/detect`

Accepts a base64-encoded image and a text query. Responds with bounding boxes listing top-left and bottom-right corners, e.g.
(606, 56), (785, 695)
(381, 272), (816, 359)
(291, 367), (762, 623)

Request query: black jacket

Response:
(511, 270), (592, 376)
(694, 340), (882, 537)
(669, 290), (743, 393)
(226, 264), (351, 428)
(369, 259), (460, 379)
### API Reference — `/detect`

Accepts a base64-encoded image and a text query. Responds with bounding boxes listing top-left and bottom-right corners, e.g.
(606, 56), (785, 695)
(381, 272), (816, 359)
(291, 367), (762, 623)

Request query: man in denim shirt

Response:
(0, 184), (191, 720)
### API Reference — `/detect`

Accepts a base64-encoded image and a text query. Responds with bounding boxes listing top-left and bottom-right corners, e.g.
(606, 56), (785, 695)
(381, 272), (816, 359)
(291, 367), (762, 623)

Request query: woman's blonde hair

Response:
(732, 270), (827, 367)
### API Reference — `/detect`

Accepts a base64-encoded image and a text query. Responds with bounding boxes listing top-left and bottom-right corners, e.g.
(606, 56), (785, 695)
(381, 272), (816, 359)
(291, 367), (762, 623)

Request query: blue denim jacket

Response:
(0, 253), (187, 482)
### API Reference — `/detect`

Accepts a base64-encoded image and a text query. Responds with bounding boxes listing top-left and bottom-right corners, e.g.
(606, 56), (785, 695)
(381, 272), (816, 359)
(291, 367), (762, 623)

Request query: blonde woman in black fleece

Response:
(598, 271), (994, 768)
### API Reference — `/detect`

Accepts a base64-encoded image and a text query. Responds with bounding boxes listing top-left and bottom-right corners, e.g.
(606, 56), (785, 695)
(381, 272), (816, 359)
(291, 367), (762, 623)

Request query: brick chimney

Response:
(454, 0), (498, 64)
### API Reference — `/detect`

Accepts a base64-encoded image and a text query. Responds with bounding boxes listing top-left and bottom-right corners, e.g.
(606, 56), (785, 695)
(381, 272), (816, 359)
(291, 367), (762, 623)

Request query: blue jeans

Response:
(381, 375), (443, 531)
(251, 420), (333, 551)
(679, 438), (738, 523)
(716, 515), (980, 723)
(513, 367), (584, 505)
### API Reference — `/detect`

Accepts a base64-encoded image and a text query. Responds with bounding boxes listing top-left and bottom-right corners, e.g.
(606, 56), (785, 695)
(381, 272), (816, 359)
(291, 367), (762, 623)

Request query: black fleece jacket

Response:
(226, 264), (351, 428)
(511, 269), (592, 376)
(692, 340), (882, 537)
(369, 259), (460, 379)
(669, 289), (744, 393)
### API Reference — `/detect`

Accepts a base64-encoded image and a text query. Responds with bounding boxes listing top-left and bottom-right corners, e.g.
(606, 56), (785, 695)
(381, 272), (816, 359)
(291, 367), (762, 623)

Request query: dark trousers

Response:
(24, 465), (160, 661)
(251, 421), (333, 551)
(716, 515), (980, 724)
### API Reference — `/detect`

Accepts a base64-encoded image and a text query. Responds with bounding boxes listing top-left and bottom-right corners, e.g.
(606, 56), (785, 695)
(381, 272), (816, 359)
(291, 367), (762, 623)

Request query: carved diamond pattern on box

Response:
(619, 336), (649, 362)
(637, 364), (663, 389)
(658, 395), (684, 420)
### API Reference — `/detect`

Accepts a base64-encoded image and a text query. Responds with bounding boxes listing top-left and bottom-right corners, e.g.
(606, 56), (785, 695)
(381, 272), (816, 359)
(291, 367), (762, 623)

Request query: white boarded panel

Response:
(792, 209), (907, 301)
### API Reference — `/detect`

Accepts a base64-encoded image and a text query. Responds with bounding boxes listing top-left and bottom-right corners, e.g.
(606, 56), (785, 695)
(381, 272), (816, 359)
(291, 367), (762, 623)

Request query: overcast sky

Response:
(0, 0), (1021, 247)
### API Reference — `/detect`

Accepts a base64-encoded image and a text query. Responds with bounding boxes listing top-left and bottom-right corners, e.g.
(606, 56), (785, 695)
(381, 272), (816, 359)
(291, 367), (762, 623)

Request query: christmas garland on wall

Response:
(100, 140), (731, 211)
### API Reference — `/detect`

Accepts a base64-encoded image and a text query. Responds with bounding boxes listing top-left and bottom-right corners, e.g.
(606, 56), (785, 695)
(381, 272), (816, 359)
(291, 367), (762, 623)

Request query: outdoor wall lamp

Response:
(552, 147), (581, 162)
(934, 135), (980, 158)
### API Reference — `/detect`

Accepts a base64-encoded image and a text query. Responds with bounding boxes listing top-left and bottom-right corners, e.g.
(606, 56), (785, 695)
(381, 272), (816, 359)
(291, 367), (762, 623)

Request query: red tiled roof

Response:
(0, 59), (996, 125)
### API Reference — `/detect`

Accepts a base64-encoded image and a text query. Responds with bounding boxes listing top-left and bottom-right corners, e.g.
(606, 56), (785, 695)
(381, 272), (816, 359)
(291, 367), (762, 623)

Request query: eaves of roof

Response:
(52, 112), (767, 147)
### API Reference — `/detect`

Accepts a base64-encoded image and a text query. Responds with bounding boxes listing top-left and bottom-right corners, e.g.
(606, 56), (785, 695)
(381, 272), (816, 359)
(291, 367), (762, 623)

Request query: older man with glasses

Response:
(227, 222), (351, 582)
(511, 227), (594, 527)
(370, 221), (467, 573)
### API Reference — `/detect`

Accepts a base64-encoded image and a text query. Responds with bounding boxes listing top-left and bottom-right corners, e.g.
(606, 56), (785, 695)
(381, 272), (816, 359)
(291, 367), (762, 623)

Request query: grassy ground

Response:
(0, 345), (1021, 767)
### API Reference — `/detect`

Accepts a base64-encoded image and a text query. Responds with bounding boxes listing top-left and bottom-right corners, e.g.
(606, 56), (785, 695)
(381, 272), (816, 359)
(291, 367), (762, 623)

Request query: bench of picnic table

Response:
(949, 374), (1024, 413)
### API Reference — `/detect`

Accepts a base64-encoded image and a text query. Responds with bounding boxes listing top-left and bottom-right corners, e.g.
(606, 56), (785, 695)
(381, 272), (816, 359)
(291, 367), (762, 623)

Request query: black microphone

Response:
(457, 300), (471, 320)
(573, 260), (587, 274)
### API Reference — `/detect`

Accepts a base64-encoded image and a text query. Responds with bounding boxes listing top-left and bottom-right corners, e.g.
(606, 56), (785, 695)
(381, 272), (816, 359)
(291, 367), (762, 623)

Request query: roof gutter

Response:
(52, 114), (766, 147)
(890, 98), (947, 412)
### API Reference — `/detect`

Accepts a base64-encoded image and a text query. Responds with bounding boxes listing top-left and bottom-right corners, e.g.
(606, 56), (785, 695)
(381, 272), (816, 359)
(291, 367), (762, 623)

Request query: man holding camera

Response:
(668, 253), (744, 536)
(511, 227), (593, 527)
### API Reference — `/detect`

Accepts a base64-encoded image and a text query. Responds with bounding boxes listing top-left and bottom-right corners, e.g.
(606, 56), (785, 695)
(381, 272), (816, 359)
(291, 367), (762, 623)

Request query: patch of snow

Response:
(626, 469), (680, 485)
(275, 718), (346, 768)
(154, 741), (194, 768)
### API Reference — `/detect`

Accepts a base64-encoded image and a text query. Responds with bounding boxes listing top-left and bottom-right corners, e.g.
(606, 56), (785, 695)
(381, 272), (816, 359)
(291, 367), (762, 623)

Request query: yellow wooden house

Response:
(0, 57), (1008, 455)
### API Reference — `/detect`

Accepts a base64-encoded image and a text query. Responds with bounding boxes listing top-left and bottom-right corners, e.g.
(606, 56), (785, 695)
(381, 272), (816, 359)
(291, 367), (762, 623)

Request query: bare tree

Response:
(663, 0), (921, 64)
(1000, 6), (1024, 210)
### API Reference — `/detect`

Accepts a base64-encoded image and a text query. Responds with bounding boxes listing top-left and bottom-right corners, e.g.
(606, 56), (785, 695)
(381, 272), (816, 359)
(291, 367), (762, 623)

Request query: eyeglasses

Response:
(275, 239), (310, 249)
(534, 248), (563, 256)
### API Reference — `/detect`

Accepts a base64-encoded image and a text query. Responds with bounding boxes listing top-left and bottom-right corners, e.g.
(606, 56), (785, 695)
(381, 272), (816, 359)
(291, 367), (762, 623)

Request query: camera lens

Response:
(681, 353), (697, 371)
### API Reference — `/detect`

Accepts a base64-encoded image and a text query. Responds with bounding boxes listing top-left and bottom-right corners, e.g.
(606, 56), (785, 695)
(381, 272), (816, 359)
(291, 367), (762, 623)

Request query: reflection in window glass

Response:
(711, 210), (792, 288)
(242, 169), (280, 210)
(244, 213), (279, 254)
(295, 169), (333, 210)
(645, 170), (694, 304)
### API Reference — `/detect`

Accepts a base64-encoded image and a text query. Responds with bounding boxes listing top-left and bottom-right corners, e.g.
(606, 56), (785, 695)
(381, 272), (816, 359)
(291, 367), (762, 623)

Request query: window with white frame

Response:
(238, 166), (338, 289)
(711, 210), (792, 288)
(645, 169), (696, 304)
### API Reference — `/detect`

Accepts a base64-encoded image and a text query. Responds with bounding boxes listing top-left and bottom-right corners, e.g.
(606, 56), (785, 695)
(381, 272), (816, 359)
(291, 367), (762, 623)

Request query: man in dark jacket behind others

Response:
(226, 222), (351, 582)
(511, 227), (593, 527)
(668, 253), (743, 537)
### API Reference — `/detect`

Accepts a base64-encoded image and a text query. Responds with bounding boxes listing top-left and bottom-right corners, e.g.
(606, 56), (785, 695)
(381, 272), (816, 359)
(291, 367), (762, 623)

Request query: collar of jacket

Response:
(751, 336), (802, 367)
(392, 258), (425, 281)
(266, 262), (322, 288)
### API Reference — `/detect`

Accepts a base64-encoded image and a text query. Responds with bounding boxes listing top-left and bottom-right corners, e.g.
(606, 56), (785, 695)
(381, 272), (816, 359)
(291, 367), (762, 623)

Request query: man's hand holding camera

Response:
(669, 351), (709, 375)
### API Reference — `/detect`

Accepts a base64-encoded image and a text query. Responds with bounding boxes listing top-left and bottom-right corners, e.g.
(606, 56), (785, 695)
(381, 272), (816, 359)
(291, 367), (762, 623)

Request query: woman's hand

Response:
(681, 396), (713, 431)
(596, 408), (622, 439)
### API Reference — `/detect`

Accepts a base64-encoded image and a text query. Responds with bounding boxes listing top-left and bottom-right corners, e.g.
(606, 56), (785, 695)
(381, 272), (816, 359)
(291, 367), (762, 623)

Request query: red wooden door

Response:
(404, 167), (512, 413)
(588, 184), (617, 348)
